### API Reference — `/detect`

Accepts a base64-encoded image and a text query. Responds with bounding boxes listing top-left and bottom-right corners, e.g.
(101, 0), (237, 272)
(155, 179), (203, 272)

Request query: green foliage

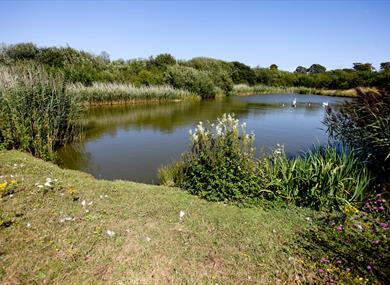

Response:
(148, 53), (176, 69)
(353, 62), (374, 72)
(160, 114), (370, 210)
(299, 196), (389, 284)
(270, 64), (278, 70)
(159, 114), (260, 203)
(308, 64), (326, 74)
(165, 65), (216, 99)
(259, 145), (371, 210)
(325, 88), (390, 185)
(67, 82), (198, 103)
(0, 64), (82, 160)
(380, 62), (390, 71)
(294, 66), (307, 74)
(230, 61), (256, 85)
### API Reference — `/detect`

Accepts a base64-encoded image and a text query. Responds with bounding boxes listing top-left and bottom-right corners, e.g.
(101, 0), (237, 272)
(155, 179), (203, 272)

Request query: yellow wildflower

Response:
(67, 187), (77, 195)
(0, 182), (8, 191)
(10, 180), (17, 185)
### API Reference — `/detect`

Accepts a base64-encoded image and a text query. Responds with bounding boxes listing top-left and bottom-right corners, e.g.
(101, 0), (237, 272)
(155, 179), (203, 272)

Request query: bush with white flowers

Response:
(159, 113), (260, 203)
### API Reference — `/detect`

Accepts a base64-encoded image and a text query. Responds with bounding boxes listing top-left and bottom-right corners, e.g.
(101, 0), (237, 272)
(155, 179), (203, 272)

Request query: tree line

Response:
(1, 43), (389, 96)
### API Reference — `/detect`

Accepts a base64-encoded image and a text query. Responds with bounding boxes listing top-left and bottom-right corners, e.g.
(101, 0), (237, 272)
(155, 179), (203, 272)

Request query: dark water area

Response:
(57, 94), (350, 184)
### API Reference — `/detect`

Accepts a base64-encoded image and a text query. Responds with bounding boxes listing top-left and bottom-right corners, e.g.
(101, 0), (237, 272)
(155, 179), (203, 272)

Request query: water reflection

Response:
(58, 94), (350, 183)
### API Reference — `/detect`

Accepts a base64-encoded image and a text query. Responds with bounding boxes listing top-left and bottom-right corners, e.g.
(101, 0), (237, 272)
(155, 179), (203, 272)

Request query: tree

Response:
(294, 66), (307, 74)
(230, 61), (256, 85)
(353, 63), (374, 72)
(270, 64), (278, 71)
(5, 43), (39, 60)
(380, 62), (390, 71)
(149, 53), (176, 68)
(308, 64), (326, 74)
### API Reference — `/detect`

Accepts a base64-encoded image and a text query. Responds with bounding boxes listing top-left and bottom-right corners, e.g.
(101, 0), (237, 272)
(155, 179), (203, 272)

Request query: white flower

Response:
(179, 210), (185, 220)
(106, 230), (116, 237)
(44, 181), (52, 187)
(26, 223), (31, 228)
(146, 236), (151, 242)
(81, 200), (86, 207)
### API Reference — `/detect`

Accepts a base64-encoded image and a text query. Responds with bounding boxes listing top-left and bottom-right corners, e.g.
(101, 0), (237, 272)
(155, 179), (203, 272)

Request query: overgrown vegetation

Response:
(159, 114), (371, 210)
(67, 82), (198, 104)
(325, 88), (390, 187)
(234, 84), (359, 97)
(0, 65), (82, 160)
(1, 43), (389, 99)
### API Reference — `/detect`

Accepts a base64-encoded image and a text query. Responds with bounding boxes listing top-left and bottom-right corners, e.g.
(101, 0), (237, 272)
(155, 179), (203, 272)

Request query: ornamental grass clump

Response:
(159, 113), (260, 203)
(0, 64), (82, 160)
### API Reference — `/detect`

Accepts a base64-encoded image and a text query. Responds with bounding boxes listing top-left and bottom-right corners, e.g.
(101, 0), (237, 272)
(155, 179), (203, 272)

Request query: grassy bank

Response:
(67, 82), (200, 105)
(0, 150), (324, 284)
(233, 84), (360, 97)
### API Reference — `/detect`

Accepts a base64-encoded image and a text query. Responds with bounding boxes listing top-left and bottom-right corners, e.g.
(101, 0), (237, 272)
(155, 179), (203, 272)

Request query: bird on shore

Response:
(322, 102), (329, 107)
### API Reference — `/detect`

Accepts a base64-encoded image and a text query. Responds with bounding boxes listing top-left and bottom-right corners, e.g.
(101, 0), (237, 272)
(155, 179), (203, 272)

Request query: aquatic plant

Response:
(160, 114), (371, 209)
(259, 145), (371, 209)
(67, 82), (198, 104)
(0, 64), (82, 160)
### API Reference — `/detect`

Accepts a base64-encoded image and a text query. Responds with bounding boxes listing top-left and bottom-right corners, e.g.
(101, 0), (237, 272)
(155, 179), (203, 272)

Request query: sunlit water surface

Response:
(58, 94), (350, 183)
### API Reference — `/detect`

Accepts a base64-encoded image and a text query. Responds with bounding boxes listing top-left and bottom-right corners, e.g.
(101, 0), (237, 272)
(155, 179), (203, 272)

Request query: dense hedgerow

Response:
(0, 65), (82, 160)
(159, 114), (371, 209)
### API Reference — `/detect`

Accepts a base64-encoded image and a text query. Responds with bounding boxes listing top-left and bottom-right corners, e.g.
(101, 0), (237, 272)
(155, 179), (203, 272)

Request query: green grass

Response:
(67, 82), (200, 105)
(0, 150), (324, 284)
(233, 84), (360, 97)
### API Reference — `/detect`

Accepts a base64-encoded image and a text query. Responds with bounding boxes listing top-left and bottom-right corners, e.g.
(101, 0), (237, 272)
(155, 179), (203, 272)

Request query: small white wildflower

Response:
(106, 230), (116, 237)
(288, 256), (294, 262)
(9, 194), (14, 198)
(26, 223), (31, 228)
(81, 200), (86, 207)
(272, 229), (277, 234)
(104, 194), (108, 198)
(44, 181), (52, 187)
(146, 236), (151, 242)
(179, 210), (185, 220)
(37, 185), (43, 188)
(305, 217), (312, 222)
(88, 201), (93, 206)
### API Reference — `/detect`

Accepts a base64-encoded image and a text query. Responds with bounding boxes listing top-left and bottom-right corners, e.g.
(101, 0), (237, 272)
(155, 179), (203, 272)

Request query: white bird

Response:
(292, 98), (297, 107)
(322, 102), (329, 107)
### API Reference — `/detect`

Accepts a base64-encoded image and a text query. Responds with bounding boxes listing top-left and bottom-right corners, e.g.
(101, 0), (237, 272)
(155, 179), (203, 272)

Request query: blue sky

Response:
(1, 0), (389, 71)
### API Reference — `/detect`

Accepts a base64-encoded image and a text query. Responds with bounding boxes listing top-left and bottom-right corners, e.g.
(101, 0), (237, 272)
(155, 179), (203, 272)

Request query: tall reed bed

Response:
(159, 113), (371, 210)
(234, 84), (358, 97)
(67, 82), (199, 104)
(0, 65), (82, 160)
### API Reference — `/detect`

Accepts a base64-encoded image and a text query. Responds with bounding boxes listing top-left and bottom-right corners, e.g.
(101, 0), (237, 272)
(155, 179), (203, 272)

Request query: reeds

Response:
(259, 145), (371, 209)
(67, 82), (199, 104)
(0, 64), (82, 160)
(234, 84), (358, 97)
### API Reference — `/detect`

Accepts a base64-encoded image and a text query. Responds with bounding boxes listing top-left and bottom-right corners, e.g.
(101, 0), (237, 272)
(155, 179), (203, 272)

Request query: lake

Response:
(57, 94), (350, 184)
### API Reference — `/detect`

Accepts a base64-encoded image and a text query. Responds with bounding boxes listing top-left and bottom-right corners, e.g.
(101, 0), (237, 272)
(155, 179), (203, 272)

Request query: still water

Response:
(58, 94), (350, 184)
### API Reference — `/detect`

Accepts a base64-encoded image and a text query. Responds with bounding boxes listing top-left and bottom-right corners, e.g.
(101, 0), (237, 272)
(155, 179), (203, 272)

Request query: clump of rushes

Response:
(160, 113), (371, 210)
(67, 82), (199, 104)
(259, 145), (371, 210)
(0, 64), (82, 160)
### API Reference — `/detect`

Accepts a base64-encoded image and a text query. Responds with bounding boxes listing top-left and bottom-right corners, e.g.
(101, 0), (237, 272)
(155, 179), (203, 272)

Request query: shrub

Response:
(0, 64), (82, 160)
(324, 88), (390, 186)
(159, 113), (260, 203)
(165, 66), (216, 99)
